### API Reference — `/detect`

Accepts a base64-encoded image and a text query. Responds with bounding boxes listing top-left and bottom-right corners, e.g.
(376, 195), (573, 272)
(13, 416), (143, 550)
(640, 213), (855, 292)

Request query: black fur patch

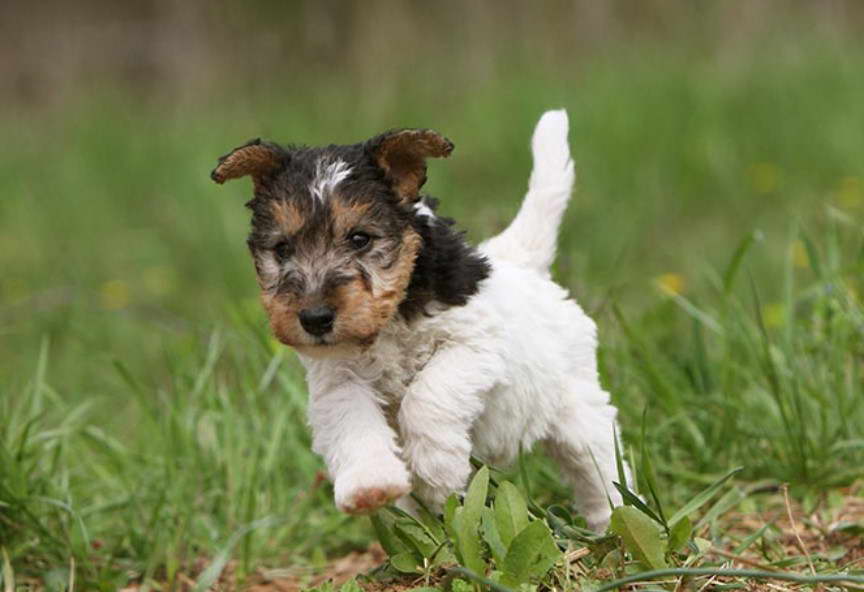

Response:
(400, 208), (491, 319)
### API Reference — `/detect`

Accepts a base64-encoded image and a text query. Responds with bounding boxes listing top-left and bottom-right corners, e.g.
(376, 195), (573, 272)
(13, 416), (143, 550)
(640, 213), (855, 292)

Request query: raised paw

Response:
(338, 483), (411, 514)
(334, 463), (412, 515)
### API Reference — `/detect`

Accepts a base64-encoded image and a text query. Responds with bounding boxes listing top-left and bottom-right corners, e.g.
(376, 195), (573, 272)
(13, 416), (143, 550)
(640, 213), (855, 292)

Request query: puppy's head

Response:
(211, 129), (453, 357)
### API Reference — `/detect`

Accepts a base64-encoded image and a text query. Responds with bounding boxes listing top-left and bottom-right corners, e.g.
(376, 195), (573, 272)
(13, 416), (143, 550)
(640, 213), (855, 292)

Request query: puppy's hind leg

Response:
(544, 380), (628, 532)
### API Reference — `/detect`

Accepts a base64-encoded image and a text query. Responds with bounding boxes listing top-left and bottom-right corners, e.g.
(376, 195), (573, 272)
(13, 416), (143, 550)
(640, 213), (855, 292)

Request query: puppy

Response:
(211, 110), (625, 531)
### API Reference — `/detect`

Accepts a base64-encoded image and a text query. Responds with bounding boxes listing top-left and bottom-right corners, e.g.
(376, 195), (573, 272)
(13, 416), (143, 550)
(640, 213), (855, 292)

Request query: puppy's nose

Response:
(299, 306), (335, 336)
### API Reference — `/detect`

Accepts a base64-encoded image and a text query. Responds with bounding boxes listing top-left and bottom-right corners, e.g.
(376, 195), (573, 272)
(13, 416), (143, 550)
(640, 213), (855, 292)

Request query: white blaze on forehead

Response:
(309, 158), (352, 202)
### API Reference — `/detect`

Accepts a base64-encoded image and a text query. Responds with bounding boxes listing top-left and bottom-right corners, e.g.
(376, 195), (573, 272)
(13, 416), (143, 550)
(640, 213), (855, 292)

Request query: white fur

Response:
(309, 159), (352, 202)
(413, 199), (436, 218)
(481, 109), (575, 277)
(298, 110), (625, 531)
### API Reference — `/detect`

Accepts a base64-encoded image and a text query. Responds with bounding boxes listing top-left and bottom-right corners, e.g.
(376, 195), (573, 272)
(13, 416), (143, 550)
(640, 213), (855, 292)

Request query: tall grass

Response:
(2, 41), (863, 588)
(607, 221), (863, 490)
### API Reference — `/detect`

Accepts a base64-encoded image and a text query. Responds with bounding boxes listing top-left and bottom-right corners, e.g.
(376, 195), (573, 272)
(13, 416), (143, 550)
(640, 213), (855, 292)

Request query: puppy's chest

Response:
(370, 322), (441, 406)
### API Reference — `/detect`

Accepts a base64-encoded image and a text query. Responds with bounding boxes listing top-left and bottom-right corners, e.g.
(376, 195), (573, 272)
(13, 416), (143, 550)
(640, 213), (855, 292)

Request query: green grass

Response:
(1, 40), (863, 590)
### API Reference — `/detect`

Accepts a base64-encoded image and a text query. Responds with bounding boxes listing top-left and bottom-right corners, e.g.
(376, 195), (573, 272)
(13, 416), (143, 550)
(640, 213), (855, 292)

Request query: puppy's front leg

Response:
(398, 345), (499, 510)
(307, 372), (410, 515)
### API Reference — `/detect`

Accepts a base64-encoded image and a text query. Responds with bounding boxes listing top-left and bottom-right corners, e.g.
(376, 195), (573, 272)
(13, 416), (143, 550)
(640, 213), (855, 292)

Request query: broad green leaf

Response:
(481, 507), (507, 566)
(667, 467), (743, 528)
(462, 466), (489, 531)
(450, 578), (474, 592)
(452, 507), (486, 575)
(339, 580), (364, 592)
(411, 498), (447, 542)
(443, 493), (459, 540)
(429, 541), (457, 567)
(609, 506), (667, 570)
(667, 515), (691, 552)
(493, 481), (529, 548)
(394, 520), (437, 558)
(370, 512), (411, 558)
(390, 551), (421, 574)
(500, 520), (561, 588)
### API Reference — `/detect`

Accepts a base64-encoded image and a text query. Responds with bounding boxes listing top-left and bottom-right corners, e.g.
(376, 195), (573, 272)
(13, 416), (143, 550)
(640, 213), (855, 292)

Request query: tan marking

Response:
(330, 277), (380, 343)
(329, 199), (373, 238)
(211, 141), (281, 192)
(374, 130), (453, 203)
(260, 291), (306, 347)
(269, 200), (305, 234)
(330, 228), (421, 344)
(374, 228), (421, 311)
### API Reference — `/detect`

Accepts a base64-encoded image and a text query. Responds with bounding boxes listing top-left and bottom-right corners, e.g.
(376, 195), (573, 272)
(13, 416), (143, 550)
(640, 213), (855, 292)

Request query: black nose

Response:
(298, 306), (335, 336)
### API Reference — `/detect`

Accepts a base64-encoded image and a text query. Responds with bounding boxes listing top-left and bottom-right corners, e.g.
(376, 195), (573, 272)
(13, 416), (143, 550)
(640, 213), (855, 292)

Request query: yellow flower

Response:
(748, 162), (781, 195)
(654, 273), (685, 296)
(790, 240), (809, 269)
(100, 280), (130, 310)
(762, 302), (786, 328)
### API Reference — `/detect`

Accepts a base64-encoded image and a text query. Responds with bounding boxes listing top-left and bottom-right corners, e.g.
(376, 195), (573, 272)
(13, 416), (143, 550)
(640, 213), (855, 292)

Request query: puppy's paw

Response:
(585, 508), (612, 533)
(334, 463), (412, 515)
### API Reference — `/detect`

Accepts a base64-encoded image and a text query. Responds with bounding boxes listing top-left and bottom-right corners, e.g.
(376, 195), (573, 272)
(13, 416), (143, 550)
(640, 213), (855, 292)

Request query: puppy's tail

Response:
(481, 109), (575, 275)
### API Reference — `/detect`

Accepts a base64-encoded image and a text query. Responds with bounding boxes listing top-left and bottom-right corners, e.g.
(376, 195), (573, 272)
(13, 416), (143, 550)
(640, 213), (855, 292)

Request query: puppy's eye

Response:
(348, 232), (372, 251)
(273, 241), (294, 261)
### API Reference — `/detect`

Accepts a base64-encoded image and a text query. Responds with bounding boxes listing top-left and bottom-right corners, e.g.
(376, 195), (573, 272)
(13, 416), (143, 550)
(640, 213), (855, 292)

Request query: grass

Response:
(1, 39), (863, 590)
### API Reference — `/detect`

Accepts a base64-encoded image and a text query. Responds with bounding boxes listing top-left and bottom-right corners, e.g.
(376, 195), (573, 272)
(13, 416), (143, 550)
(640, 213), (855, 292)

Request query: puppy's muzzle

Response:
(299, 306), (336, 336)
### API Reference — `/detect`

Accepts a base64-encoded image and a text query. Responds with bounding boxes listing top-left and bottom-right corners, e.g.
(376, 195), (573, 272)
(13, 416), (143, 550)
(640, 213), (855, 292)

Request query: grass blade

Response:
(2, 547), (14, 592)
(592, 567), (864, 592)
(723, 230), (762, 294)
(667, 467), (743, 528)
(192, 516), (281, 592)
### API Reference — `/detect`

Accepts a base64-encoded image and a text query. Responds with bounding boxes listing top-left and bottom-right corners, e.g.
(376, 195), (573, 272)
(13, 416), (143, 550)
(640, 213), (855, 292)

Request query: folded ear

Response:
(211, 139), (287, 191)
(366, 129), (453, 204)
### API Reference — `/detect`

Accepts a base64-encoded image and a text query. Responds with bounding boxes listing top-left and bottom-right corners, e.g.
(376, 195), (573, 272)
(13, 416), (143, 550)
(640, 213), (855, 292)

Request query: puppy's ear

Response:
(366, 129), (453, 204)
(211, 139), (287, 191)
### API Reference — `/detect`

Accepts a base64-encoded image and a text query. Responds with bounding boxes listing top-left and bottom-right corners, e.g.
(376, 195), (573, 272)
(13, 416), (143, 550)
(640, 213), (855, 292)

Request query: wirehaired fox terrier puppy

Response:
(211, 110), (625, 531)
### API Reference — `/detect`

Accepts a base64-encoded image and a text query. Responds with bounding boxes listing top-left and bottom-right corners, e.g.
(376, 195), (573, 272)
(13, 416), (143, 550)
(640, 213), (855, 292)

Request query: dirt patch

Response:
(714, 484), (864, 570)
(246, 545), (387, 592)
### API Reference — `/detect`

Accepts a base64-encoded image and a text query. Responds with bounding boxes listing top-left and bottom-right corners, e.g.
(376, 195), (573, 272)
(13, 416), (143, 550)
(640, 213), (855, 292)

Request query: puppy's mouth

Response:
(291, 330), (380, 359)
(307, 332), (378, 348)
(312, 334), (333, 346)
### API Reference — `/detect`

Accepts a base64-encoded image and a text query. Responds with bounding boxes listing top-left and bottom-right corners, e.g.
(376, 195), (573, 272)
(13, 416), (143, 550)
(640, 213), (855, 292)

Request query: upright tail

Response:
(480, 110), (575, 276)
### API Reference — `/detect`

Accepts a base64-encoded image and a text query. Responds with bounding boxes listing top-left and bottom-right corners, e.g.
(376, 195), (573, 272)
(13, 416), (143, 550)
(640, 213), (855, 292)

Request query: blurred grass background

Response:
(1, 1), (863, 588)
